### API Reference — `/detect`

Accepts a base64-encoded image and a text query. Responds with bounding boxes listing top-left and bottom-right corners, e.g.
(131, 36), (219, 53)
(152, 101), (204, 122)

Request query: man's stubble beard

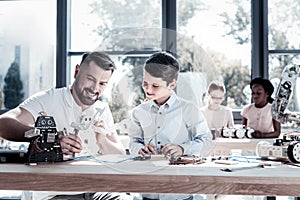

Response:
(73, 81), (99, 106)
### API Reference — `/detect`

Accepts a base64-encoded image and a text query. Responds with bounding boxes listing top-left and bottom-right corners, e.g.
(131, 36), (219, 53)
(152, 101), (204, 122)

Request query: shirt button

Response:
(157, 126), (160, 129)
(159, 112), (162, 114)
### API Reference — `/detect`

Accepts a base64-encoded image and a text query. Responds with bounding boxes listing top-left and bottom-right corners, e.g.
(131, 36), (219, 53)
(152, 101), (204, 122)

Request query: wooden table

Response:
(0, 154), (300, 197)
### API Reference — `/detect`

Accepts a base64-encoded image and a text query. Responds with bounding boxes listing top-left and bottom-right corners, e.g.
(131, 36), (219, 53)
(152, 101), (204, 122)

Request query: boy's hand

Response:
(139, 143), (158, 155)
(161, 144), (183, 157)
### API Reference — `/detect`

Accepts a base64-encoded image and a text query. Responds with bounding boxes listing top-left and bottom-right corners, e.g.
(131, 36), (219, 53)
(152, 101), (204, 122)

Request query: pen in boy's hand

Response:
(140, 143), (157, 155)
(147, 144), (158, 154)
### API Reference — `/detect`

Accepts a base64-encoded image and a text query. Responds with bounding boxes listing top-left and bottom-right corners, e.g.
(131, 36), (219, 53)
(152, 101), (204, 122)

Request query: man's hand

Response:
(93, 120), (112, 142)
(59, 134), (82, 155)
(161, 144), (183, 157)
(93, 120), (125, 155)
(139, 144), (158, 155)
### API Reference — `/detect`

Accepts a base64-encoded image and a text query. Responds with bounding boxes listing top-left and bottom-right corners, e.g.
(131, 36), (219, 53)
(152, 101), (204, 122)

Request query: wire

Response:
(63, 155), (135, 164)
(88, 156), (134, 164)
(227, 155), (264, 163)
(33, 137), (44, 153)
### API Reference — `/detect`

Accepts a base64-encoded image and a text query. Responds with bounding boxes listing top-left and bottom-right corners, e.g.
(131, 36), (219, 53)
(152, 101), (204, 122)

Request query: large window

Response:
(65, 0), (255, 129)
(2, 0), (300, 118)
(70, 0), (161, 52)
(0, 0), (56, 110)
(69, 0), (162, 82)
(69, 0), (162, 127)
(177, 0), (251, 109)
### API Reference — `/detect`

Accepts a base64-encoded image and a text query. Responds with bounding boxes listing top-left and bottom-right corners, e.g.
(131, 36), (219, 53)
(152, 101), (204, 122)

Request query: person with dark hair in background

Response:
(0, 51), (133, 200)
(241, 77), (281, 138)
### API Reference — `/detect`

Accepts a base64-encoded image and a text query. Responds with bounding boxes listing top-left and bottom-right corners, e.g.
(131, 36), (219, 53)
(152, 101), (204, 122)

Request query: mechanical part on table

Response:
(256, 64), (300, 163)
(256, 133), (300, 163)
(221, 127), (254, 139)
(25, 114), (63, 164)
(70, 108), (105, 131)
(70, 108), (105, 158)
(169, 155), (205, 165)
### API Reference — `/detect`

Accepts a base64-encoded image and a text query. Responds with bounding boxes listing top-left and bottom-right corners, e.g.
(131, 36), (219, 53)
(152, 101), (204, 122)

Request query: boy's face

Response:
(142, 71), (175, 105)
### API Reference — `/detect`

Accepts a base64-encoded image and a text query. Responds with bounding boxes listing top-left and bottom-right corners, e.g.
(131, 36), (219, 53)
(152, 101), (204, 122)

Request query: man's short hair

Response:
(80, 51), (116, 73)
(144, 51), (179, 84)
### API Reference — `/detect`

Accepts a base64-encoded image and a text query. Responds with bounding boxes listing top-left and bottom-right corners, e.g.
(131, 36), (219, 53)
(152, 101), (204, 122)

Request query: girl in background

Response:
(241, 77), (281, 138)
(201, 80), (234, 138)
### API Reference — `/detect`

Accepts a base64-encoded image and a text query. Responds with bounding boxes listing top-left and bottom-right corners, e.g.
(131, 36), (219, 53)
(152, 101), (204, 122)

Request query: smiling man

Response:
(0, 51), (125, 155)
(0, 51), (130, 200)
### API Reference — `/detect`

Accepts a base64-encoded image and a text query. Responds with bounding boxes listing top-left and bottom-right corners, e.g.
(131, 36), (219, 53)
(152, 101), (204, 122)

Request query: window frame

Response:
(56, 0), (300, 87)
(56, 0), (177, 88)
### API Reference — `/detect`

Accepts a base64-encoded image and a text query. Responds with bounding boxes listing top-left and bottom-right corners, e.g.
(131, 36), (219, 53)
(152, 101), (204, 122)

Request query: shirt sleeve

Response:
(180, 103), (213, 156)
(241, 104), (250, 118)
(128, 107), (145, 155)
(19, 90), (51, 119)
(226, 107), (235, 127)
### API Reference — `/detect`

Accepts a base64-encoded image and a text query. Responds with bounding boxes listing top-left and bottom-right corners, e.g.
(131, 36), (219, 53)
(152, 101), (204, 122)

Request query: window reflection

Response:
(0, 0), (56, 110)
(70, 0), (161, 52)
(268, 0), (300, 50)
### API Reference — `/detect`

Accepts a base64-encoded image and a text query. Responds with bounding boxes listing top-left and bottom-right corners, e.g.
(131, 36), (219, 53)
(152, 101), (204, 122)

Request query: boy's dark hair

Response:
(80, 51), (116, 73)
(250, 77), (274, 103)
(144, 51), (179, 84)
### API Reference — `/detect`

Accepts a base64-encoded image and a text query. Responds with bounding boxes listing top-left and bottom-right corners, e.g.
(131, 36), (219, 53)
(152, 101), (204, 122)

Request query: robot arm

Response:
(256, 64), (300, 163)
(271, 64), (300, 123)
